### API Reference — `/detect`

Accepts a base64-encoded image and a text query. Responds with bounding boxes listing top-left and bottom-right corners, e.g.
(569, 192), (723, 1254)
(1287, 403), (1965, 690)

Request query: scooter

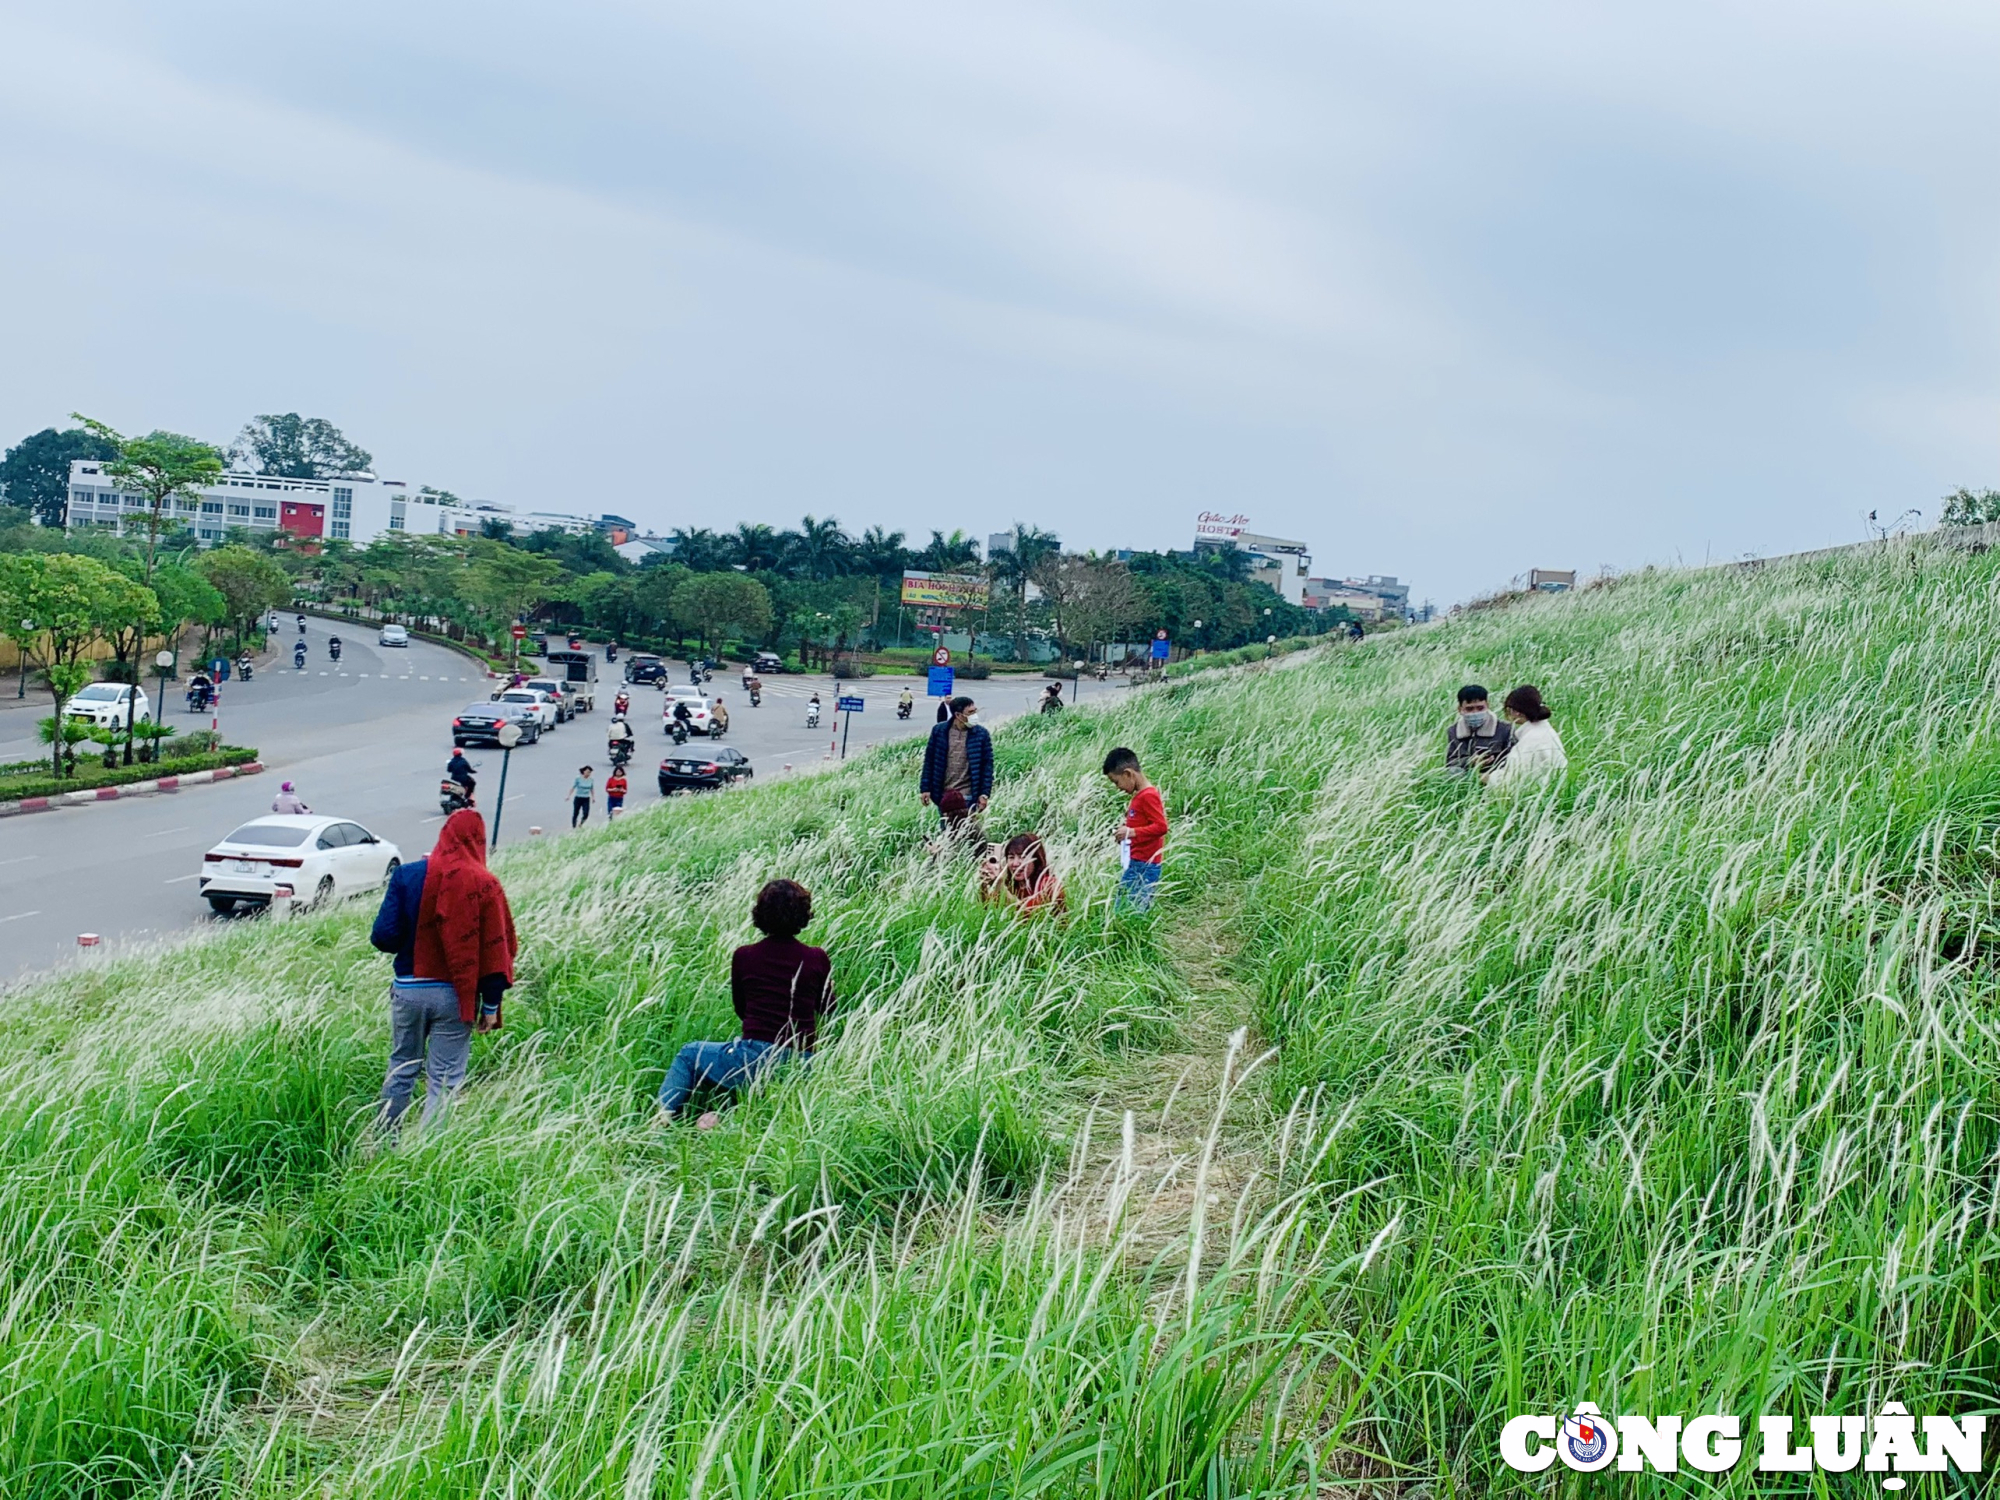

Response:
(667, 718), (689, 746)
(748, 689), (762, 708)
(440, 778), (474, 816)
(237, 657), (254, 683)
(186, 684), (212, 714)
(297, 616), (307, 635)
(293, 646), (308, 671)
(806, 704), (821, 729)
(608, 741), (634, 769)
(328, 640), (343, 663)
(897, 698), (913, 720)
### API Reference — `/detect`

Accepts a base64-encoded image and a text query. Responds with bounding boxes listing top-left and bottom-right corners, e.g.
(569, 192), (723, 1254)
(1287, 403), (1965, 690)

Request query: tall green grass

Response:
(0, 539), (1995, 1494)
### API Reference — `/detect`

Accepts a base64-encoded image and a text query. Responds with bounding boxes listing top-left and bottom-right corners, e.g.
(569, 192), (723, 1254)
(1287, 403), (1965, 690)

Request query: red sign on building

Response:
(279, 501), (326, 539)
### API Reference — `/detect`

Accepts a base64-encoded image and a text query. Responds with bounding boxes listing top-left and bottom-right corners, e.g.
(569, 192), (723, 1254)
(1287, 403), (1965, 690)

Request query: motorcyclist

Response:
(671, 699), (694, 733)
(293, 640), (308, 670)
(1040, 682), (1065, 714)
(747, 674), (762, 707)
(446, 748), (477, 802)
(606, 641), (619, 663)
(271, 780), (310, 814)
(897, 688), (914, 719)
(187, 669), (213, 708)
(296, 613), (306, 634)
(806, 692), (822, 728)
(237, 651), (254, 681)
(328, 634), (343, 662)
(613, 689), (632, 718)
(607, 717), (637, 765)
(709, 695), (729, 735)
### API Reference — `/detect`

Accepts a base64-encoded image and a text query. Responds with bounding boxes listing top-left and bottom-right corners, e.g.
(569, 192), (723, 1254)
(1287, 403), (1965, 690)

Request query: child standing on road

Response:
(571, 766), (595, 827)
(604, 766), (628, 819)
(1103, 747), (1167, 914)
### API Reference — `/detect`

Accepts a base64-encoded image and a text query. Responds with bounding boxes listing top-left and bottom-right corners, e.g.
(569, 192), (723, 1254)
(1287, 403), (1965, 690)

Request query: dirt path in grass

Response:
(1075, 898), (1284, 1273)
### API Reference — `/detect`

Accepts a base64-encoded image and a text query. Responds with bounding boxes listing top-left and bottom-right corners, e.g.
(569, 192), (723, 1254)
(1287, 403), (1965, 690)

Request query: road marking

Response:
(0, 911), (41, 923)
(163, 874), (199, 884)
(420, 675), (430, 680)
(318, 671), (328, 676)
(143, 826), (190, 838)
(0, 854), (38, 867)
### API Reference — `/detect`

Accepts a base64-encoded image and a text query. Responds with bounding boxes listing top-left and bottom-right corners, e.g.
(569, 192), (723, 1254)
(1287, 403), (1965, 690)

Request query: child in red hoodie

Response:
(1103, 746), (1166, 914)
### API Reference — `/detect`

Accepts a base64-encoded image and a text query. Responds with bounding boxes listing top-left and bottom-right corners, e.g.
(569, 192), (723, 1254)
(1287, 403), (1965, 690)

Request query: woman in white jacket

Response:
(1483, 685), (1567, 788)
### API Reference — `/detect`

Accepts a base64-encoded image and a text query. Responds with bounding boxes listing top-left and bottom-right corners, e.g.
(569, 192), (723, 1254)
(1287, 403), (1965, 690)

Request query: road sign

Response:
(837, 695), (866, 713)
(932, 646), (952, 667)
(928, 666), (954, 697)
(511, 624), (528, 640)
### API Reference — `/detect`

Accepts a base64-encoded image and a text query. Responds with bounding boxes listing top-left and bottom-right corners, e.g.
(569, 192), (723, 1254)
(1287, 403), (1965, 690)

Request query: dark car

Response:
(752, 650), (789, 675)
(658, 745), (753, 794)
(624, 653), (668, 686)
(452, 700), (544, 748)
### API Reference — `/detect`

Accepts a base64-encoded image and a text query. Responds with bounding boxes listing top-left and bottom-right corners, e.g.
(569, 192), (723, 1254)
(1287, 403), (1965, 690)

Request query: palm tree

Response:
(987, 523), (1059, 654)
(786, 515), (854, 582)
(732, 522), (782, 573)
(853, 526), (909, 579)
(669, 527), (733, 572)
(916, 529), (980, 572)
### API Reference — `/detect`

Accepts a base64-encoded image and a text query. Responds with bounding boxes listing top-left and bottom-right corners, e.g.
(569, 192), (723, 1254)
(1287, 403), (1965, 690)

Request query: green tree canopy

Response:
(72, 415), (225, 580)
(0, 426), (119, 529)
(231, 414), (373, 479)
(197, 545), (294, 649)
(671, 572), (772, 649)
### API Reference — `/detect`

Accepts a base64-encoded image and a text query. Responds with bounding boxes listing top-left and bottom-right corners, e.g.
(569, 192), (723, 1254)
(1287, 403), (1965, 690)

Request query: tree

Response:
(668, 527), (734, 573)
(1032, 553), (1145, 661)
(671, 572), (772, 650)
(784, 515), (854, 581)
(10, 554), (155, 776)
(461, 543), (567, 664)
(231, 414), (373, 479)
(731, 523), (783, 573)
(197, 545), (294, 652)
(987, 523), (1060, 650)
(1940, 489), (2000, 527)
(0, 426), (119, 528)
(71, 416), (225, 581)
(915, 529), (981, 572)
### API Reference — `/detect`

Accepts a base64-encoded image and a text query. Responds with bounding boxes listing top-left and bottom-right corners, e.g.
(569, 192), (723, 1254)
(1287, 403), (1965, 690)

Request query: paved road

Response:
(0, 622), (1117, 985)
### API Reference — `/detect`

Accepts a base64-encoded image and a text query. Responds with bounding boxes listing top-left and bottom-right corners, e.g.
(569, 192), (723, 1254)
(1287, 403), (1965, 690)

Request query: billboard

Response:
(900, 571), (990, 609)
(1194, 511), (1249, 544)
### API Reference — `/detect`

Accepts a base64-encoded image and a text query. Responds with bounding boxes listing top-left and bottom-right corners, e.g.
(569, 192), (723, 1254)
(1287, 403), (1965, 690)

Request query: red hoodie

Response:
(411, 810), (518, 1023)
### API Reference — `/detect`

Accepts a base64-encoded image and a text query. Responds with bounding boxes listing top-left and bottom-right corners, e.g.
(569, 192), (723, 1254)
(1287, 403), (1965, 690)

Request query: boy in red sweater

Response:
(1103, 746), (1166, 914)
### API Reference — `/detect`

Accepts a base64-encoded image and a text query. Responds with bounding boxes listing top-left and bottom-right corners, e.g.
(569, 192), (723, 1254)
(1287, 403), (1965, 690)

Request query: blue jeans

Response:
(380, 979), (472, 1126)
(658, 1037), (805, 1114)
(1117, 859), (1162, 913)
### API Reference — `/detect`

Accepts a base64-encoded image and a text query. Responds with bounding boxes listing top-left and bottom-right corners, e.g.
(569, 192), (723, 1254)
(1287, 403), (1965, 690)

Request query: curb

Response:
(0, 761), (263, 818)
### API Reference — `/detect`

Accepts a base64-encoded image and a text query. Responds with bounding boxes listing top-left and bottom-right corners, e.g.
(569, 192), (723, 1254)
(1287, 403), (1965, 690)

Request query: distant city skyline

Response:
(3, 2), (1995, 605)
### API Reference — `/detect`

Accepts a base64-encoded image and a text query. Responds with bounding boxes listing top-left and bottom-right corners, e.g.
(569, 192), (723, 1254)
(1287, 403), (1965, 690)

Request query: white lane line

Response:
(142, 826), (191, 838)
(163, 874), (200, 884)
(0, 911), (41, 923)
(420, 675), (430, 680)
(0, 854), (38, 867)
(318, 671), (328, 676)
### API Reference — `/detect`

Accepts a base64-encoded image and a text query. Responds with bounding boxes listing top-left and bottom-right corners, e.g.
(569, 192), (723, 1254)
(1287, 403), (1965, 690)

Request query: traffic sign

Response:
(928, 666), (955, 697)
(837, 695), (866, 713)
(932, 646), (952, 667)
(511, 624), (528, 640)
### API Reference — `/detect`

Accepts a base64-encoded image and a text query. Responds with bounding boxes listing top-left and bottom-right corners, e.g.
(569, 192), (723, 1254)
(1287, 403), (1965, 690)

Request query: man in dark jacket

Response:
(920, 695), (993, 825)
(1445, 683), (1513, 775)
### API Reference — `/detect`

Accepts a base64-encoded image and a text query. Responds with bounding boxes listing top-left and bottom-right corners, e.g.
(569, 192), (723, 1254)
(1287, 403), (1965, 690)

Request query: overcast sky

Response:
(3, 1), (1996, 604)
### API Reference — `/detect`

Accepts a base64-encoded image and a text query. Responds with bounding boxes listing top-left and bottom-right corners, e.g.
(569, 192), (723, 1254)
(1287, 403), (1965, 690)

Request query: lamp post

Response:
(151, 650), (174, 761)
(1192, 618), (1204, 655)
(489, 719), (522, 849)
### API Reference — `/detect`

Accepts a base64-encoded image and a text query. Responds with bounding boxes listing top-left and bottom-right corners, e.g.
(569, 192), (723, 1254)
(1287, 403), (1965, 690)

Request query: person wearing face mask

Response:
(920, 695), (993, 830)
(1445, 684), (1513, 775)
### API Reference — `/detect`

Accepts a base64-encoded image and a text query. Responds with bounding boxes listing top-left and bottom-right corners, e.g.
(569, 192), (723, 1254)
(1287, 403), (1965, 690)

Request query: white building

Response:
(66, 462), (448, 547)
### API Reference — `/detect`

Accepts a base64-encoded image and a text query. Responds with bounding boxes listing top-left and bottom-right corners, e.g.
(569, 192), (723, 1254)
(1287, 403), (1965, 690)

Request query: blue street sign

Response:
(837, 695), (866, 713)
(927, 666), (955, 696)
(1150, 636), (1170, 661)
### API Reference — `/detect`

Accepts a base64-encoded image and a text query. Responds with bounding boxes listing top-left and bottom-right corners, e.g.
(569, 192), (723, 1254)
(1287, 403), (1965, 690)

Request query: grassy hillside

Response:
(2, 538), (1996, 1496)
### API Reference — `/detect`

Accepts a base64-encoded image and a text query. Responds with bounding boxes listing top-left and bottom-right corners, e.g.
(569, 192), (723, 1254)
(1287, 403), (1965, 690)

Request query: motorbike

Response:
(328, 640), (343, 663)
(608, 740), (635, 769)
(667, 718), (689, 746)
(1040, 693), (1064, 715)
(293, 648), (307, 671)
(297, 616), (307, 635)
(749, 689), (762, 708)
(613, 694), (631, 718)
(806, 704), (821, 729)
(606, 643), (619, 663)
(238, 658), (254, 683)
(440, 778), (474, 815)
(897, 698), (913, 720)
(186, 684), (212, 714)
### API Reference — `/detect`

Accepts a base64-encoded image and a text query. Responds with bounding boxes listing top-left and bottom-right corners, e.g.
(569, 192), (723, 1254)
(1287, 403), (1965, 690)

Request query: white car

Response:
(379, 624), (410, 647)
(62, 683), (150, 733)
(198, 815), (401, 916)
(522, 677), (573, 721)
(495, 688), (559, 729)
(663, 686), (712, 734)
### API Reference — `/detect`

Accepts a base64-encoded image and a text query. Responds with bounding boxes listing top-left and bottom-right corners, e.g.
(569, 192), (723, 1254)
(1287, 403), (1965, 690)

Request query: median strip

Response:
(0, 762), (263, 818)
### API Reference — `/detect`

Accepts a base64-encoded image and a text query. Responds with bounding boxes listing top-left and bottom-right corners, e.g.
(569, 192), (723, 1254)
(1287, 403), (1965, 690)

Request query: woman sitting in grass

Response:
(658, 879), (833, 1129)
(983, 832), (1065, 915)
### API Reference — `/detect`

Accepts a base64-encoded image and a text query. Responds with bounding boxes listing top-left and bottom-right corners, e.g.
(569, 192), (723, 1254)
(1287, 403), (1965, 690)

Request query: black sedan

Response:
(453, 701), (544, 747)
(624, 654), (669, 685)
(658, 746), (753, 793)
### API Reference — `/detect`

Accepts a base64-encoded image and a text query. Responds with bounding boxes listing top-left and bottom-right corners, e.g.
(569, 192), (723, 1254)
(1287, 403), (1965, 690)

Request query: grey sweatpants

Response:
(379, 978), (471, 1126)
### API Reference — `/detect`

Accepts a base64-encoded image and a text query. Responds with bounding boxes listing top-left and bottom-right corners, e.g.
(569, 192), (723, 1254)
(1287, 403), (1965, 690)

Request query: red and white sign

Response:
(511, 624), (528, 640)
(932, 646), (952, 667)
(1194, 511), (1249, 543)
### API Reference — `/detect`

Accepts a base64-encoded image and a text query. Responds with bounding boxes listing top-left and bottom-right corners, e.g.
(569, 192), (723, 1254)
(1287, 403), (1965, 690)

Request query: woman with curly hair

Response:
(658, 878), (834, 1127)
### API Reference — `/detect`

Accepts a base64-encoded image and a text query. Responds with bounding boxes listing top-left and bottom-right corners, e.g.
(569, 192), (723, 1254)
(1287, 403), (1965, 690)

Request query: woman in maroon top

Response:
(658, 879), (834, 1127)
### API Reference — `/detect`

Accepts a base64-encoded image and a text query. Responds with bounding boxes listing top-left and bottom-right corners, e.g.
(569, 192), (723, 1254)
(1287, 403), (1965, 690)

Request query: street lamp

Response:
(151, 650), (175, 761)
(1192, 619), (1204, 654)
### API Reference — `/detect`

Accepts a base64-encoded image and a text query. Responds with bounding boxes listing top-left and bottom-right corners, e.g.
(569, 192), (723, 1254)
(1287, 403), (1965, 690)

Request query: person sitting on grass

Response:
(1483, 684), (1568, 788)
(983, 832), (1065, 915)
(658, 879), (834, 1129)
